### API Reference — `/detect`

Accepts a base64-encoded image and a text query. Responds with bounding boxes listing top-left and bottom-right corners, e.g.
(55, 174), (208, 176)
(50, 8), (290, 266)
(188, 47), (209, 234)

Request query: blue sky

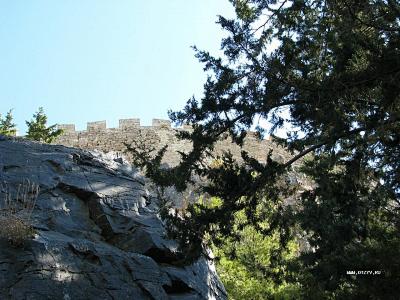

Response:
(0, 1), (235, 134)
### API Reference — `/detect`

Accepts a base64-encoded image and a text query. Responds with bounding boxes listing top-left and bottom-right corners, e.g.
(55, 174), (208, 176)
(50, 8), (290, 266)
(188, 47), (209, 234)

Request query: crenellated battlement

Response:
(57, 124), (76, 133)
(119, 118), (140, 129)
(56, 118), (180, 133)
(53, 118), (289, 167)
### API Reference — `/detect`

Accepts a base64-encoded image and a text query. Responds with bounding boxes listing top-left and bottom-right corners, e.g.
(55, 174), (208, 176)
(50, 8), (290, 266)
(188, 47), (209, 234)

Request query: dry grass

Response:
(0, 179), (39, 246)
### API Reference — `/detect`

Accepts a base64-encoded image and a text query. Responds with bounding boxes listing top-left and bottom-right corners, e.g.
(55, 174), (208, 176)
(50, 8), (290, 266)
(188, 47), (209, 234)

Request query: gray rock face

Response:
(0, 137), (227, 300)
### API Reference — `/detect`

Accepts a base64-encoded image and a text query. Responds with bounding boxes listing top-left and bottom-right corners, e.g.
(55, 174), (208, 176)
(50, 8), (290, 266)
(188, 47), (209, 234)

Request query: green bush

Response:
(26, 107), (63, 143)
(0, 109), (17, 136)
(208, 198), (301, 300)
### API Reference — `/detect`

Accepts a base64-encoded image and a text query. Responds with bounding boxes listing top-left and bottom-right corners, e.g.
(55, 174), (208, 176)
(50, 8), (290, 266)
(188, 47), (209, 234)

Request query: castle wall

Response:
(54, 118), (290, 167)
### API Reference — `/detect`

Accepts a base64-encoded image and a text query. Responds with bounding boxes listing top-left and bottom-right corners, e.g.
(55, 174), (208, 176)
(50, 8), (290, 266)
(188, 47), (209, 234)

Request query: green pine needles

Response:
(0, 110), (17, 136)
(127, 1), (400, 298)
(25, 107), (63, 143)
(0, 107), (62, 143)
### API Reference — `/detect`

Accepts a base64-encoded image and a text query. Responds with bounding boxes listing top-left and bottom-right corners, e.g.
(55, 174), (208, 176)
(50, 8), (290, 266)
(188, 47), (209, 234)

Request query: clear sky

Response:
(0, 1), (235, 134)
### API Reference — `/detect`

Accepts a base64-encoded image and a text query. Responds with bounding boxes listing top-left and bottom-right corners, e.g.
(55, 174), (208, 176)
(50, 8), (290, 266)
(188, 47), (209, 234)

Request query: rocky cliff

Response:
(0, 136), (227, 299)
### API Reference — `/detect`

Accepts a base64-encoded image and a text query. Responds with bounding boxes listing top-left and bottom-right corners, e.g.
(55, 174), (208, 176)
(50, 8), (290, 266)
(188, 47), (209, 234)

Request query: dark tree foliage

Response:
(26, 107), (63, 143)
(129, 1), (400, 298)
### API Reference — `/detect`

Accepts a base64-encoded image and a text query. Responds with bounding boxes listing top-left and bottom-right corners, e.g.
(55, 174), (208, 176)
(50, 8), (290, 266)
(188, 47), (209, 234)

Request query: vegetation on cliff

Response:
(0, 110), (17, 136)
(0, 107), (62, 143)
(205, 197), (300, 299)
(25, 107), (63, 143)
(129, 0), (400, 298)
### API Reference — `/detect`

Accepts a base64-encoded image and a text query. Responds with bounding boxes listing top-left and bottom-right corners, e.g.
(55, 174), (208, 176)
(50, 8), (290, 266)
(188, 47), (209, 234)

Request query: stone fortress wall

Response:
(54, 118), (292, 167)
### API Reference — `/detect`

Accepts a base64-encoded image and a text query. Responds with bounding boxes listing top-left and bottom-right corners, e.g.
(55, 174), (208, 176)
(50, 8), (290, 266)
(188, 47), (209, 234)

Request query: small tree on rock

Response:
(0, 110), (17, 136)
(26, 107), (63, 143)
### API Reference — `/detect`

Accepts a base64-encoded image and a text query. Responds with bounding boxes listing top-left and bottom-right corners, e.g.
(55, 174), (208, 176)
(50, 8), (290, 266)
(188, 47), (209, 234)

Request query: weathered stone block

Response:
(119, 118), (140, 129)
(87, 121), (106, 132)
(57, 124), (76, 133)
(152, 119), (171, 128)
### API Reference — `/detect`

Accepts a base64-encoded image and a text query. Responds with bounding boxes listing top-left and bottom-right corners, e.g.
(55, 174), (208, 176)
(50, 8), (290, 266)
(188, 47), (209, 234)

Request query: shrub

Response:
(213, 209), (301, 300)
(0, 109), (17, 136)
(25, 107), (63, 143)
(0, 180), (39, 246)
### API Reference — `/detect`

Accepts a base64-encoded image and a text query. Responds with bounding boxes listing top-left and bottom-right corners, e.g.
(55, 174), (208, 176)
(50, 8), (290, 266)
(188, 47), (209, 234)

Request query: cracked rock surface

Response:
(0, 137), (227, 300)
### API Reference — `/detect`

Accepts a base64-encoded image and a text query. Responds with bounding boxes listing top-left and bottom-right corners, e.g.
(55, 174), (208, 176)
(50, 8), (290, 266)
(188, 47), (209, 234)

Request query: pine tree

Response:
(0, 110), (17, 136)
(26, 107), (63, 143)
(128, 1), (400, 298)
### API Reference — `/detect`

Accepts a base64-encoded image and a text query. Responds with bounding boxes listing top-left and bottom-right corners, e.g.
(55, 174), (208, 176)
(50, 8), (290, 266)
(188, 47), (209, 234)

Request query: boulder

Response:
(0, 137), (227, 299)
